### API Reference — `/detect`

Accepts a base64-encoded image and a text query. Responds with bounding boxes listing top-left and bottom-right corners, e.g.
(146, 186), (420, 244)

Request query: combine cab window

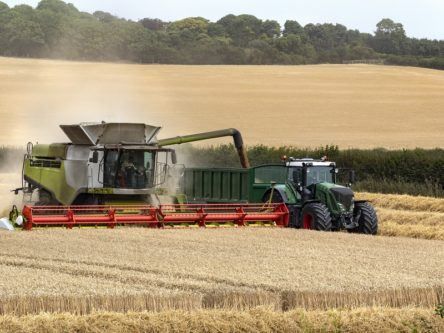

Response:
(104, 151), (119, 187)
(104, 150), (155, 189)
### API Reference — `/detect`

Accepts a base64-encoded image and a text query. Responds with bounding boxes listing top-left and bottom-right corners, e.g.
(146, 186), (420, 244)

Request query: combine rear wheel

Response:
(352, 202), (378, 235)
(301, 203), (332, 231)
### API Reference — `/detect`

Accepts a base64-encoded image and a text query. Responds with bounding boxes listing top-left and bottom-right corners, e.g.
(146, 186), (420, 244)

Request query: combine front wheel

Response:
(301, 203), (332, 231)
(353, 202), (378, 235)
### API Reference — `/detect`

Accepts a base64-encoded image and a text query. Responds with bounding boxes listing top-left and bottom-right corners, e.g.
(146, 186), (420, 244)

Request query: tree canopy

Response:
(0, 0), (442, 69)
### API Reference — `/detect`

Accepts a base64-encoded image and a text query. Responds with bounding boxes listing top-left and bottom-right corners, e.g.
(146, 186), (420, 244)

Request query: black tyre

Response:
(36, 189), (55, 206)
(301, 202), (332, 231)
(353, 202), (378, 235)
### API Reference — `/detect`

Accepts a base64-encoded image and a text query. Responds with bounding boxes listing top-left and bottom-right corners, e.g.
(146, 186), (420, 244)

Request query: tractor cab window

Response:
(305, 166), (334, 186)
(288, 167), (303, 184)
(288, 166), (335, 186)
(104, 150), (155, 189)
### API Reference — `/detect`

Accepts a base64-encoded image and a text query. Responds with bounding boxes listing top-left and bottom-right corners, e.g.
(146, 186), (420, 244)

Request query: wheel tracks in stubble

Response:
(0, 253), (280, 294)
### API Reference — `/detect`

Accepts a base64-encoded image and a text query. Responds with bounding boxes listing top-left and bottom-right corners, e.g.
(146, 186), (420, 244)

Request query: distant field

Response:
(0, 228), (443, 315)
(0, 57), (443, 148)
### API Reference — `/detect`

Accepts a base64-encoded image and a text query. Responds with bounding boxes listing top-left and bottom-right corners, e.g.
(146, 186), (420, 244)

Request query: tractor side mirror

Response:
(89, 151), (99, 163)
(348, 170), (356, 184)
(297, 183), (303, 193)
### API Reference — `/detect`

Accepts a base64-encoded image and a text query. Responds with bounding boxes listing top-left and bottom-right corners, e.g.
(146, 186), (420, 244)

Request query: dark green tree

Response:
(283, 20), (303, 36)
(217, 14), (262, 47)
(139, 18), (167, 31)
(261, 20), (280, 38)
(373, 18), (406, 54)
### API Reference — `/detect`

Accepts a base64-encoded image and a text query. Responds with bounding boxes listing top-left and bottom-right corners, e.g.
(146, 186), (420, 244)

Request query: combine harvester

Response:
(10, 122), (377, 234)
(10, 122), (288, 230)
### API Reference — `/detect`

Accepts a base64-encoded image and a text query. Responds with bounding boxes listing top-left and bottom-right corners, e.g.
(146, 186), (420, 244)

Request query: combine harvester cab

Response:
(13, 122), (288, 230)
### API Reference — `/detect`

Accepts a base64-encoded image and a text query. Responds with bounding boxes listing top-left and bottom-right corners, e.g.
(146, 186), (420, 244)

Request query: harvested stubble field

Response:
(357, 192), (444, 240)
(1, 308), (443, 333)
(1, 57), (444, 148)
(0, 228), (443, 316)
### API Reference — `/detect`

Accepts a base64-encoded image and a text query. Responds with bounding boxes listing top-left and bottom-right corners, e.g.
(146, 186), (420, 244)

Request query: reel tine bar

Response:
(158, 203), (289, 228)
(22, 203), (289, 230)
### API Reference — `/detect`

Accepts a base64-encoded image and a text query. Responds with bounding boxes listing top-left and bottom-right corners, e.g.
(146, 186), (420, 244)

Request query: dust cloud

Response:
(0, 58), (179, 146)
(0, 57), (177, 214)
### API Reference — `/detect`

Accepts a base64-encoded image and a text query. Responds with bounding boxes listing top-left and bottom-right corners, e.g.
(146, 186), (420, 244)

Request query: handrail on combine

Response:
(21, 203), (289, 230)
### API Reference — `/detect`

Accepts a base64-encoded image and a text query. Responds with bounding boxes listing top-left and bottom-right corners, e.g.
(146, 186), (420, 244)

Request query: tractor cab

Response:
(287, 158), (337, 187)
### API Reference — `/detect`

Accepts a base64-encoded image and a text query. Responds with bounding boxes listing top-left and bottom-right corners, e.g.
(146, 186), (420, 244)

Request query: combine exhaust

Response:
(21, 203), (289, 230)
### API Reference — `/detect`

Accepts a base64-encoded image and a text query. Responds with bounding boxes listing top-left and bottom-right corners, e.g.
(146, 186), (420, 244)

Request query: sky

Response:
(4, 0), (444, 40)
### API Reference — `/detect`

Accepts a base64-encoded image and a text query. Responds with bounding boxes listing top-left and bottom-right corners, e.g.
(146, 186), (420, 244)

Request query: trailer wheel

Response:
(301, 203), (332, 231)
(352, 202), (378, 235)
(262, 190), (284, 203)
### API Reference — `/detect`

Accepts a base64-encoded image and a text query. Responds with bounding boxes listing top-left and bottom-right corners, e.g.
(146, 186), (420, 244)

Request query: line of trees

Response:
(1, 145), (443, 197)
(179, 145), (444, 197)
(0, 0), (443, 69)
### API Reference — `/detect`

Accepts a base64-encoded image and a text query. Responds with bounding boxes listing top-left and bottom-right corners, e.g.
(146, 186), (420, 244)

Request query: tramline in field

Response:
(10, 122), (377, 233)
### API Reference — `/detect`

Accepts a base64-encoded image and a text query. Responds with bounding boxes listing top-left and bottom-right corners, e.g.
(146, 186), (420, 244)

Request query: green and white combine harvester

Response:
(9, 122), (377, 233)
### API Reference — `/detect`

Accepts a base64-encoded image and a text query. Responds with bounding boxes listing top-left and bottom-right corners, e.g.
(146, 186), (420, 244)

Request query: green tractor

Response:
(183, 158), (378, 234)
(260, 158), (378, 233)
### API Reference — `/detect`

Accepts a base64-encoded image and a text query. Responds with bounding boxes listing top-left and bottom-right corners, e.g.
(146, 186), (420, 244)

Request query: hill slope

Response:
(0, 57), (443, 148)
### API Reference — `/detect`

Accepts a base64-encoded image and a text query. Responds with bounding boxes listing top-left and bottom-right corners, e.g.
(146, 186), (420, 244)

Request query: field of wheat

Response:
(1, 308), (443, 333)
(1, 57), (444, 148)
(356, 192), (444, 240)
(1, 57), (443, 331)
(0, 227), (442, 316)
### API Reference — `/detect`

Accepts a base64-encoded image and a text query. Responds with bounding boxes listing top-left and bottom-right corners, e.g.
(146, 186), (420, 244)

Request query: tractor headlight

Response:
(337, 202), (346, 212)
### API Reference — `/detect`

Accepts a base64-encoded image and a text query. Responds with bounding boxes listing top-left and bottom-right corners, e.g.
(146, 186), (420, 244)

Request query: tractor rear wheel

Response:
(301, 203), (332, 231)
(352, 202), (378, 235)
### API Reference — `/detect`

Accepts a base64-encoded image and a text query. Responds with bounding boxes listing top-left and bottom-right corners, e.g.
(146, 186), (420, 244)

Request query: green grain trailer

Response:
(183, 160), (378, 234)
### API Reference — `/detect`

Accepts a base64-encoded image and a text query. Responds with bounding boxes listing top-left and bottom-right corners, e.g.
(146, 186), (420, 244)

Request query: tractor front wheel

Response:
(352, 202), (378, 235)
(301, 203), (332, 231)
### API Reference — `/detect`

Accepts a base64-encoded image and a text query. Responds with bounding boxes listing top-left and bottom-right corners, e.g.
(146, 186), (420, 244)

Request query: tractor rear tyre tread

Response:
(301, 202), (332, 231)
(354, 202), (378, 235)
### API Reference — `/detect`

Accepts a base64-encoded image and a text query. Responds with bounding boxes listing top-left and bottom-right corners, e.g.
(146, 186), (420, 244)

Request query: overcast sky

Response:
(4, 0), (444, 40)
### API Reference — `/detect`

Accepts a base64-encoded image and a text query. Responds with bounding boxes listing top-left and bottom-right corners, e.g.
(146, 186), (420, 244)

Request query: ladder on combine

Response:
(21, 203), (289, 230)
